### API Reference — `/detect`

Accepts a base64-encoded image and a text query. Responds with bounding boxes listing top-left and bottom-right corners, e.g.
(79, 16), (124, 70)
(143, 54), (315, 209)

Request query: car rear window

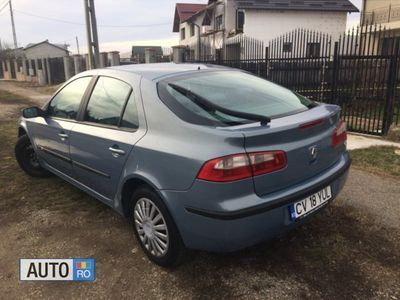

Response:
(158, 70), (315, 127)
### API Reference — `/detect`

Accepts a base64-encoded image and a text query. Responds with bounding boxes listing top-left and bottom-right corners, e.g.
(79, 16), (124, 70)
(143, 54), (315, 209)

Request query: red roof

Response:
(173, 3), (207, 32)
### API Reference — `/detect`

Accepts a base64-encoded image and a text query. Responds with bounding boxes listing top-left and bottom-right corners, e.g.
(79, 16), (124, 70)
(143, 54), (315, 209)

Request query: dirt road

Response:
(0, 81), (399, 299)
(0, 80), (56, 120)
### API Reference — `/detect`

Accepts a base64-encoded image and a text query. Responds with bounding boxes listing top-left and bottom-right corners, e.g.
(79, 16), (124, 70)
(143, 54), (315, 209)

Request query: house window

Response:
(306, 42), (320, 58)
(283, 42), (293, 53)
(216, 15), (223, 31)
(190, 24), (195, 37)
(181, 28), (186, 40)
(236, 10), (245, 33)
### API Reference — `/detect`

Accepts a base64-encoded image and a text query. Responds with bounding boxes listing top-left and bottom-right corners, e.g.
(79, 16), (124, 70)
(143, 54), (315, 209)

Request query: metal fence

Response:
(191, 25), (400, 136)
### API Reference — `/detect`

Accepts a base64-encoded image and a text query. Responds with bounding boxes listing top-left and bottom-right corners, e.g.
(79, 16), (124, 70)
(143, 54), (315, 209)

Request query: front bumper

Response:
(161, 152), (351, 252)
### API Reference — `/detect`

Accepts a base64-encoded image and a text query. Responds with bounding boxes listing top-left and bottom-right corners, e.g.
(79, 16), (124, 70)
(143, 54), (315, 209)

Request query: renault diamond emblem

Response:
(309, 145), (318, 162)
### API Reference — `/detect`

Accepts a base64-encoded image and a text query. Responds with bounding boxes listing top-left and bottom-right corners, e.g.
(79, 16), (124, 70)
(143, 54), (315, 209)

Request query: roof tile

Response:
(236, 0), (359, 12)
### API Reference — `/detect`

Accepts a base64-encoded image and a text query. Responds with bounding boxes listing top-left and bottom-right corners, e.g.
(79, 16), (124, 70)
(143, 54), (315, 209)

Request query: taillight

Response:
(332, 120), (347, 147)
(197, 151), (287, 182)
(249, 151), (287, 176)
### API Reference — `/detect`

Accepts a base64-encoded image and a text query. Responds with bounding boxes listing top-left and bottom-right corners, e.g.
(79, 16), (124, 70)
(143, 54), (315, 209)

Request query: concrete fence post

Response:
(109, 51), (120, 66)
(145, 48), (156, 64)
(6, 60), (12, 79)
(22, 59), (27, 77)
(41, 58), (47, 84)
(85, 54), (90, 71)
(73, 55), (81, 75)
(172, 46), (187, 63)
(63, 56), (71, 81)
(99, 52), (108, 68)
(34, 58), (46, 85)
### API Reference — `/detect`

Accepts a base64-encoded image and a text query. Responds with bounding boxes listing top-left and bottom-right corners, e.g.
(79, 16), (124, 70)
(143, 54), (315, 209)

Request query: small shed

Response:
(24, 40), (69, 59)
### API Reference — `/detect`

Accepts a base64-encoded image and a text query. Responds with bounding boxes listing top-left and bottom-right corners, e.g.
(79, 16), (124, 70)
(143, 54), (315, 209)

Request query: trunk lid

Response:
(238, 104), (344, 196)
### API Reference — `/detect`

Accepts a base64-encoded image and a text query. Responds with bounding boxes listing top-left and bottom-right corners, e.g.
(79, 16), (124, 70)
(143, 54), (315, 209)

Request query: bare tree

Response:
(0, 40), (14, 60)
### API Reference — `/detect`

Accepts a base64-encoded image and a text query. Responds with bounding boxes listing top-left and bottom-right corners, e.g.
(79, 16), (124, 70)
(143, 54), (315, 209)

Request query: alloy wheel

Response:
(134, 198), (169, 257)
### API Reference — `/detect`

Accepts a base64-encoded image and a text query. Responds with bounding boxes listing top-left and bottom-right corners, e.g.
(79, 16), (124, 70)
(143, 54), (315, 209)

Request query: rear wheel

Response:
(15, 135), (51, 178)
(129, 186), (189, 267)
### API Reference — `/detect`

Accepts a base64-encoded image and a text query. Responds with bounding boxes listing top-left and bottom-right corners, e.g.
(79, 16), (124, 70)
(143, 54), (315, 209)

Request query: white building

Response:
(23, 40), (69, 59)
(173, 0), (359, 60)
(173, 3), (208, 60)
(361, 0), (400, 55)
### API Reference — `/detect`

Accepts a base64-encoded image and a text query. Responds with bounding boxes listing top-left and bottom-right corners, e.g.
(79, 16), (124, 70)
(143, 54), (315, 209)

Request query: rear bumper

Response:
(161, 152), (351, 252)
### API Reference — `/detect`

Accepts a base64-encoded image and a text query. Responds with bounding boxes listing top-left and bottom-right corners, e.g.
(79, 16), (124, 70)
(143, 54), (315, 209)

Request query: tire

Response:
(129, 186), (189, 267)
(15, 135), (51, 178)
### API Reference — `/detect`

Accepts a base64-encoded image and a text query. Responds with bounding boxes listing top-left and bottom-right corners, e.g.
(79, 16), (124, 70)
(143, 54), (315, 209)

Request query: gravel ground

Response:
(0, 81), (399, 299)
(0, 80), (56, 120)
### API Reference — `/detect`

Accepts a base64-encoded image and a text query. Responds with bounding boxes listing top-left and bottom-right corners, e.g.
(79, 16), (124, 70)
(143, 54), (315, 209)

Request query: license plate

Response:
(289, 186), (332, 220)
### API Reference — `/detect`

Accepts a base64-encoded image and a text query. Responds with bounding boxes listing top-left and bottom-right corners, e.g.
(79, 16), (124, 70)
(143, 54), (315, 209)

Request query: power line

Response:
(0, 0), (8, 8)
(14, 9), (171, 28)
(15, 9), (84, 26)
(0, 0), (9, 13)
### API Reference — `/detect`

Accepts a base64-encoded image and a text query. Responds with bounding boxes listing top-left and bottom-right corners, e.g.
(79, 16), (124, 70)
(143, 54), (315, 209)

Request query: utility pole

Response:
(84, 0), (93, 69)
(89, 0), (100, 67)
(76, 36), (80, 55)
(9, 0), (18, 49)
(83, 0), (100, 69)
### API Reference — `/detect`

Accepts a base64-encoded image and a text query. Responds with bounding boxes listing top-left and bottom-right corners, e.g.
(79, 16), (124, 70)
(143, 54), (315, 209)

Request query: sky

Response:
(0, 0), (362, 57)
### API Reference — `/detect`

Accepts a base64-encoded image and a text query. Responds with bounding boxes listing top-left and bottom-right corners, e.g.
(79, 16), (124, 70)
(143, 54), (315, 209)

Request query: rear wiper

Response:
(168, 83), (271, 126)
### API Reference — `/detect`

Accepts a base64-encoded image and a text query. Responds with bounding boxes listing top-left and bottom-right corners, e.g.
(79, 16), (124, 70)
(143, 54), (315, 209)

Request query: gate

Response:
(48, 57), (66, 84)
(267, 29), (332, 103)
(266, 26), (400, 135)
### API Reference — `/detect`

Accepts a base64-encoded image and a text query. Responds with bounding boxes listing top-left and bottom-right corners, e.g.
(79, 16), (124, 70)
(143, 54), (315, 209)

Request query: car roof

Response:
(107, 63), (229, 81)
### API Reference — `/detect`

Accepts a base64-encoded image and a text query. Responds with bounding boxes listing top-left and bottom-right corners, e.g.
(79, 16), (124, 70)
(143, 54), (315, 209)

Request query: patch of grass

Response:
(0, 120), (104, 220)
(350, 146), (400, 179)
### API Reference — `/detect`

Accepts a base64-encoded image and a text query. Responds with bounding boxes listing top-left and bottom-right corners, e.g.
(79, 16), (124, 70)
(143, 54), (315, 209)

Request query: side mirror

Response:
(22, 107), (46, 119)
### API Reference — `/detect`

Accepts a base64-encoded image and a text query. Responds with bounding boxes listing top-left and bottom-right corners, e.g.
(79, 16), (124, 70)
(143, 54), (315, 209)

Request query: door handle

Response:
(58, 132), (69, 140)
(108, 146), (125, 157)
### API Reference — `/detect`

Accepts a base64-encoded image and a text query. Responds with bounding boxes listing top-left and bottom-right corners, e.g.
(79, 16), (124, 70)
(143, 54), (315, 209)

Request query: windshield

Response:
(157, 70), (316, 127)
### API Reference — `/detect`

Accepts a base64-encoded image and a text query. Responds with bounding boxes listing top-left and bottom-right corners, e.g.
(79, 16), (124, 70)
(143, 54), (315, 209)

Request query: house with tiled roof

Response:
(173, 3), (208, 60)
(173, 0), (359, 60)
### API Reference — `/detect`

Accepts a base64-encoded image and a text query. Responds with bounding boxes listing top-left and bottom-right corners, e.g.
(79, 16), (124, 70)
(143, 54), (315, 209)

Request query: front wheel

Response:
(15, 135), (51, 178)
(130, 186), (189, 267)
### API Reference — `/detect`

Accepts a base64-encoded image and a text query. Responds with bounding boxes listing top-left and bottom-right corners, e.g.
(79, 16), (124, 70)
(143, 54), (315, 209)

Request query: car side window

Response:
(48, 77), (92, 120)
(84, 77), (131, 127)
(120, 93), (139, 130)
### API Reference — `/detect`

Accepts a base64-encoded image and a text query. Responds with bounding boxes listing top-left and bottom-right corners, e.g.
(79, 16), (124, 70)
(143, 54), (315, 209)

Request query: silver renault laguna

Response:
(15, 63), (350, 267)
